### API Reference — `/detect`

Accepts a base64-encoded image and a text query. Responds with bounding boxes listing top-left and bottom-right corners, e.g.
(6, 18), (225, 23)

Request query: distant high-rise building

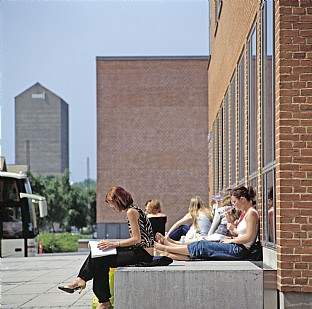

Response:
(15, 82), (69, 176)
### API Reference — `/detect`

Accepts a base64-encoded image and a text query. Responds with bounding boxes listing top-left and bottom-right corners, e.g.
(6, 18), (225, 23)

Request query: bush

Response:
(37, 232), (85, 253)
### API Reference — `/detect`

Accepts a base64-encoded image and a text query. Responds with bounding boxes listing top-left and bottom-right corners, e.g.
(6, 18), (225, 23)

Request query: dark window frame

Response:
(230, 74), (236, 186)
(238, 52), (245, 184)
(224, 91), (229, 189)
(248, 25), (258, 179)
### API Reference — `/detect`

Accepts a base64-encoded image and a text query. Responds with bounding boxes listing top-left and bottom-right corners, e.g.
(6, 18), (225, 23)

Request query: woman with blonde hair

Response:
(161, 196), (212, 244)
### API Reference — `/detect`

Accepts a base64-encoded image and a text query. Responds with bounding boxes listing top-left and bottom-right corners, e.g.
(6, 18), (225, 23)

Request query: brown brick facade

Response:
(208, 0), (312, 305)
(97, 57), (209, 233)
(275, 0), (312, 294)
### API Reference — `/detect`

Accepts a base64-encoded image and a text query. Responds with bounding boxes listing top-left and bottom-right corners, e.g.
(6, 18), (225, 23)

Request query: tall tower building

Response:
(15, 82), (69, 176)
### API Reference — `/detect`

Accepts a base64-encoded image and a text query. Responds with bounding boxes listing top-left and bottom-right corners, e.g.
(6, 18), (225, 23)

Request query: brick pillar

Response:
(275, 0), (312, 294)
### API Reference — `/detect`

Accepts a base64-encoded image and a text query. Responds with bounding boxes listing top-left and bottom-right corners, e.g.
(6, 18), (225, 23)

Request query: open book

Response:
(88, 241), (117, 258)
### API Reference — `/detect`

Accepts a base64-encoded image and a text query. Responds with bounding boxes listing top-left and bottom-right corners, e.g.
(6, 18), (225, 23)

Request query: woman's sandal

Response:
(58, 277), (86, 294)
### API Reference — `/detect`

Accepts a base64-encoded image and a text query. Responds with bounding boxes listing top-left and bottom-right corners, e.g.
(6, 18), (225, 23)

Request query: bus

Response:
(0, 171), (48, 257)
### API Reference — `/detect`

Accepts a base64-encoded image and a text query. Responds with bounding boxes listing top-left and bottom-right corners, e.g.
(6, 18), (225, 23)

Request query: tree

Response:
(29, 170), (96, 233)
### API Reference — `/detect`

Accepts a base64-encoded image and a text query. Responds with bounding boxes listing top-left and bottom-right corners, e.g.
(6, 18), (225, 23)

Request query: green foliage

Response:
(28, 170), (96, 233)
(37, 232), (84, 253)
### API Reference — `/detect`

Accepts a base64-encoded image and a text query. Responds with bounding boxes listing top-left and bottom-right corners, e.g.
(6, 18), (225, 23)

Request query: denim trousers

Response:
(187, 240), (249, 260)
(78, 247), (153, 303)
(169, 225), (190, 241)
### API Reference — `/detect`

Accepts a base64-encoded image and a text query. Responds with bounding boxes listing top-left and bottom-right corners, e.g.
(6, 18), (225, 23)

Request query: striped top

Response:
(127, 205), (154, 248)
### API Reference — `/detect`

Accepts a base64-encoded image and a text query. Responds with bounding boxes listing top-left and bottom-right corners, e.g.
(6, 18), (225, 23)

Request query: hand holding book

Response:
(97, 240), (118, 251)
(89, 240), (117, 258)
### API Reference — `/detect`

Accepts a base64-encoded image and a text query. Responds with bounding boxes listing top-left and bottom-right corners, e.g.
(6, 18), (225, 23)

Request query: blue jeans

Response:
(169, 225), (190, 241)
(187, 240), (249, 260)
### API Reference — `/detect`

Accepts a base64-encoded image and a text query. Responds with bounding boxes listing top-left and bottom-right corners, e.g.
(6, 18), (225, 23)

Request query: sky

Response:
(1, 0), (209, 182)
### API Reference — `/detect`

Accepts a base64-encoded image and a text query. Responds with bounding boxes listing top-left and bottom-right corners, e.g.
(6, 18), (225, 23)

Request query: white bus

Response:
(0, 171), (47, 257)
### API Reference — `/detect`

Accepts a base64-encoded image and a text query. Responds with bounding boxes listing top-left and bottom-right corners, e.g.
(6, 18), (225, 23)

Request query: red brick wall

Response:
(96, 57), (209, 229)
(275, 0), (312, 293)
(208, 0), (312, 295)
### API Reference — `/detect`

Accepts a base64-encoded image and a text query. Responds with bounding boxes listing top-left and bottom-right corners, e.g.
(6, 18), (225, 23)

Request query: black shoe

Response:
(58, 285), (81, 294)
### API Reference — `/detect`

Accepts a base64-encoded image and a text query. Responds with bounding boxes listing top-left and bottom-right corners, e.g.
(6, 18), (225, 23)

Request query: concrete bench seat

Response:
(114, 260), (263, 309)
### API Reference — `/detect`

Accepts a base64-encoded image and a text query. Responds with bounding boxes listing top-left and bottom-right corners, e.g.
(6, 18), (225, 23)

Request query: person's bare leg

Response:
(155, 241), (189, 256)
(156, 246), (189, 261)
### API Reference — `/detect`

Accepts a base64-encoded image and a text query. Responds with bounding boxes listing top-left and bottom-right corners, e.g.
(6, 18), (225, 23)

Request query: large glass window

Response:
(224, 91), (229, 189)
(230, 74), (236, 186)
(238, 52), (245, 183)
(213, 119), (219, 195)
(1, 178), (23, 239)
(262, 0), (276, 246)
(262, 0), (275, 166)
(248, 26), (258, 178)
(220, 107), (224, 192)
(263, 169), (276, 244)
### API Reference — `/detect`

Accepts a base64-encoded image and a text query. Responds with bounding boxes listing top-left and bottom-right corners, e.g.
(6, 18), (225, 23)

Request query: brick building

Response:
(15, 83), (69, 176)
(208, 0), (312, 307)
(96, 57), (209, 239)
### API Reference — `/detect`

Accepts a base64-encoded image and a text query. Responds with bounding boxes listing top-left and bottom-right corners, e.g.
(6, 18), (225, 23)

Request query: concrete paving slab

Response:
(1, 253), (95, 309)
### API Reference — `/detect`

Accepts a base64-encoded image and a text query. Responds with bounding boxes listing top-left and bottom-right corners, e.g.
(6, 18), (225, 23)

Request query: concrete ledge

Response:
(114, 260), (263, 309)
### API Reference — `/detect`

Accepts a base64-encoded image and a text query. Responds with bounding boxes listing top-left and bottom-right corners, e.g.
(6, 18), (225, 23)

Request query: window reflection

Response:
(238, 53), (245, 183)
(3, 207), (23, 238)
(230, 75), (236, 186)
(262, 0), (276, 246)
(263, 169), (276, 245)
(268, 186), (275, 243)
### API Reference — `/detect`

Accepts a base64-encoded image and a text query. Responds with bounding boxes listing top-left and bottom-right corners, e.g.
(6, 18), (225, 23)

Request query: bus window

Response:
(3, 207), (23, 238)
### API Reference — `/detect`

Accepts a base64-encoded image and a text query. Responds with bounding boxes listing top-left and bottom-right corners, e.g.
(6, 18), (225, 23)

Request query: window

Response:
(230, 74), (236, 186)
(262, 0), (275, 167)
(213, 119), (219, 195)
(263, 168), (276, 244)
(262, 0), (276, 246)
(214, 0), (223, 35)
(248, 26), (258, 178)
(224, 91), (229, 189)
(220, 107), (224, 191)
(238, 52), (245, 183)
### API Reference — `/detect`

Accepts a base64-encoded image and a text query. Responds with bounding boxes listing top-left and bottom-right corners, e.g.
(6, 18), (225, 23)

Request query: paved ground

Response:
(1, 253), (96, 309)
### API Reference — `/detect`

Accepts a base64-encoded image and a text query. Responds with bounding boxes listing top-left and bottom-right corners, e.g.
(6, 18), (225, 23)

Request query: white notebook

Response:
(88, 241), (117, 258)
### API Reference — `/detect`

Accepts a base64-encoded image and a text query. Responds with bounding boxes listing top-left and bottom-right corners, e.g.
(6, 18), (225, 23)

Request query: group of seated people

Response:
(145, 185), (260, 261)
(59, 185), (260, 309)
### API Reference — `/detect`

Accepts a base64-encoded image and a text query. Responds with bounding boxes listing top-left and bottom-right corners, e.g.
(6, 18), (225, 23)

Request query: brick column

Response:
(275, 0), (312, 293)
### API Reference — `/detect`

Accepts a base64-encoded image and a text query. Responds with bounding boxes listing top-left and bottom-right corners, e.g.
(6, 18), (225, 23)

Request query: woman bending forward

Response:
(58, 186), (154, 309)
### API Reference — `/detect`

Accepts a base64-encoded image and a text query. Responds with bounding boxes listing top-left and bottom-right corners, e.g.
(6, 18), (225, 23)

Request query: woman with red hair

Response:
(59, 186), (154, 309)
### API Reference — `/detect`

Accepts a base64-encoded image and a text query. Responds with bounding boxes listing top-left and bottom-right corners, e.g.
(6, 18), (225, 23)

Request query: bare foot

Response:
(155, 232), (165, 243)
(154, 241), (166, 252)
(155, 232), (171, 245)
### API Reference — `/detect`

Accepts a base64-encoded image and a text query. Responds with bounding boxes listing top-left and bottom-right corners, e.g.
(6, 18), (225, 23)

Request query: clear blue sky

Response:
(1, 0), (209, 182)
